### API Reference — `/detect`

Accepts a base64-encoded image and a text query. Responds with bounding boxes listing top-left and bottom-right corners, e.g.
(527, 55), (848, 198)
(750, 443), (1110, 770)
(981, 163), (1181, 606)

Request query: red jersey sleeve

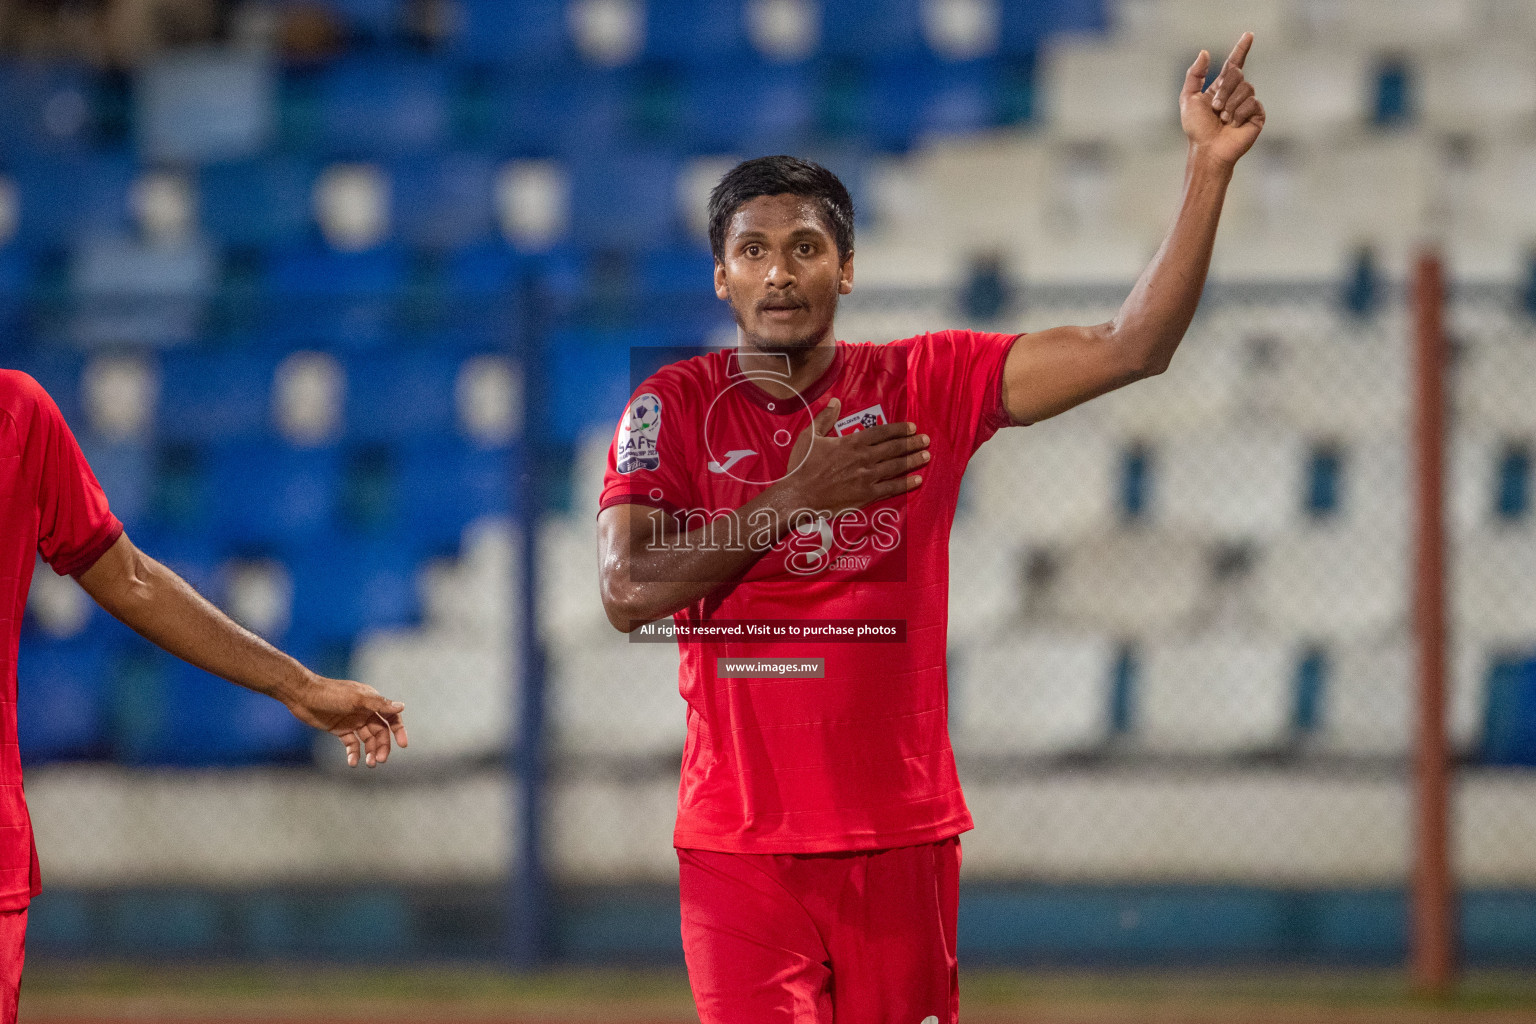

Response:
(597, 373), (697, 517)
(22, 373), (123, 577)
(915, 329), (1021, 457)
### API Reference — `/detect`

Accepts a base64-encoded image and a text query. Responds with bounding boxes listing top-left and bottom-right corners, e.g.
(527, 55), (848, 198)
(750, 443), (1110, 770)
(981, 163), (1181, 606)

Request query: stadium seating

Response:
(17, 638), (112, 761)
(546, 628), (685, 756)
(949, 629), (1117, 756)
(1136, 635), (1295, 754)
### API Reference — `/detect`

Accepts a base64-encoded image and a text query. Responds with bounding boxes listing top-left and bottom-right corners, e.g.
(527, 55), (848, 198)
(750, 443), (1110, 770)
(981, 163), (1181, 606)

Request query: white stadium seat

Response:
(1114, 0), (1293, 50)
(547, 631), (685, 757)
(949, 629), (1117, 756)
(1038, 38), (1185, 144)
(1264, 334), (1411, 440)
(1157, 427), (1307, 541)
(1453, 526), (1536, 650)
(1054, 530), (1209, 635)
(1297, 0), (1478, 49)
(967, 423), (1120, 545)
(946, 516), (1027, 644)
(350, 628), (516, 761)
(1137, 634), (1294, 754)
(1421, 44), (1536, 137)
(538, 516), (610, 647)
(1254, 525), (1409, 644)
(1246, 48), (1370, 139)
(1456, 337), (1536, 436)
(1316, 640), (1486, 758)
(1091, 327), (1242, 439)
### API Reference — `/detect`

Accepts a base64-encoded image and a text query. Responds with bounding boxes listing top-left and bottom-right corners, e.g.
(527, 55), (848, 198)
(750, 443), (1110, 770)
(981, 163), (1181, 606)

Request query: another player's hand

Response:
(779, 397), (930, 519)
(1180, 32), (1264, 167)
(283, 673), (408, 767)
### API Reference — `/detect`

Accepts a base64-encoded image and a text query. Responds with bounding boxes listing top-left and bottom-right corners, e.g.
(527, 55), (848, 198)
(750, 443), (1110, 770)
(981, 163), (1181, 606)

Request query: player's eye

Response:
(797, 243), (814, 256)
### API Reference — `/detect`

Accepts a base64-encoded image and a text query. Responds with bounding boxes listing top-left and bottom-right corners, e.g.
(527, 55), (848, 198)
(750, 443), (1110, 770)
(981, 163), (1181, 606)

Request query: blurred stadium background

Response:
(3, 0), (1536, 1017)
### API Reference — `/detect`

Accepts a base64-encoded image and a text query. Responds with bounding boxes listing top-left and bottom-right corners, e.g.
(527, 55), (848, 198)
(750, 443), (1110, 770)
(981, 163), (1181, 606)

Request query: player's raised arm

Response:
(598, 397), (931, 632)
(76, 533), (408, 767)
(997, 32), (1264, 426)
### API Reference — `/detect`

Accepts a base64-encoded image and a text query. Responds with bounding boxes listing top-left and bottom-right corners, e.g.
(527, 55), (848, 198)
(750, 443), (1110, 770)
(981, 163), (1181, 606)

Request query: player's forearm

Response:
(602, 485), (807, 631)
(1108, 144), (1233, 376)
(78, 536), (311, 703)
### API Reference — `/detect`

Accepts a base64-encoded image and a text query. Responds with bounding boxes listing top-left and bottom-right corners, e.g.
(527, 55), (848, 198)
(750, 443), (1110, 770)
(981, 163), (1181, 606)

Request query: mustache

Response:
(757, 295), (807, 311)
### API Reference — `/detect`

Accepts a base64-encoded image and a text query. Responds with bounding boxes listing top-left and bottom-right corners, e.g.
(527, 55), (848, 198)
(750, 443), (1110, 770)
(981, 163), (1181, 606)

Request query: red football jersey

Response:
(0, 370), (123, 909)
(599, 330), (1019, 854)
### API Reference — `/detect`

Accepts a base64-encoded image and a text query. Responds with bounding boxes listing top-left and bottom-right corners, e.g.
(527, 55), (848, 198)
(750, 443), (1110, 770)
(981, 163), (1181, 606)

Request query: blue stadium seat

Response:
(113, 654), (311, 766)
(263, 244), (407, 348)
(479, 71), (638, 156)
(198, 158), (317, 249)
(822, 0), (924, 59)
(447, 0), (573, 67)
(543, 327), (661, 443)
(416, 240), (524, 350)
(891, 60), (1002, 141)
(158, 351), (278, 443)
(0, 247), (34, 296)
(1484, 656), (1536, 766)
(646, 0), (750, 62)
(137, 50), (275, 163)
(398, 440), (517, 549)
(12, 155), (134, 248)
(344, 351), (460, 442)
(286, 537), (422, 644)
(999, 0), (1107, 54)
(299, 0), (406, 38)
(0, 63), (98, 156)
(393, 154), (497, 250)
(17, 638), (110, 762)
(681, 64), (816, 153)
(569, 153), (680, 247)
(313, 57), (450, 158)
(6, 351), (85, 425)
(637, 244), (719, 298)
(78, 437), (153, 529)
(207, 440), (344, 546)
(70, 235), (219, 300)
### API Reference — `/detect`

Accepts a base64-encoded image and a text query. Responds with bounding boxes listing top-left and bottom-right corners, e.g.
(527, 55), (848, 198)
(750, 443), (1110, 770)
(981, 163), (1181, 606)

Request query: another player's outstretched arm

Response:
(997, 33), (1265, 426)
(76, 533), (408, 767)
(599, 397), (930, 631)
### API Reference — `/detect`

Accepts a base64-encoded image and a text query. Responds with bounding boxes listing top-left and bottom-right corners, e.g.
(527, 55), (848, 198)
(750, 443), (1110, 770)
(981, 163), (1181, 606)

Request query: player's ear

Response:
(839, 252), (854, 295)
(714, 260), (729, 300)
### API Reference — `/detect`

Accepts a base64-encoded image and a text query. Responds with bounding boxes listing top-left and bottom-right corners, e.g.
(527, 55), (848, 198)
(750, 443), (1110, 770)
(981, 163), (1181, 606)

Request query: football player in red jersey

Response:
(598, 34), (1263, 1024)
(0, 370), (408, 1022)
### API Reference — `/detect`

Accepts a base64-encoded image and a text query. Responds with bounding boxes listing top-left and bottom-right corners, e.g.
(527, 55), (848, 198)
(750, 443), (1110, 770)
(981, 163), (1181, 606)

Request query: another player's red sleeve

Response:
(24, 374), (123, 577)
(598, 373), (697, 518)
(916, 329), (1021, 457)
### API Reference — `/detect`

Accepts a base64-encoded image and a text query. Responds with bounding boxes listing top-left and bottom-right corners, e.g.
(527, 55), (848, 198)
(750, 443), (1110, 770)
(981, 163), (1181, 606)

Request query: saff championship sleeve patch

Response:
(616, 392), (663, 473)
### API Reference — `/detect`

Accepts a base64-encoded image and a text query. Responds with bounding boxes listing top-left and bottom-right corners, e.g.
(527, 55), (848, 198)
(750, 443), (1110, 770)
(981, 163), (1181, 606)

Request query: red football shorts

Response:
(678, 838), (960, 1024)
(0, 908), (24, 1024)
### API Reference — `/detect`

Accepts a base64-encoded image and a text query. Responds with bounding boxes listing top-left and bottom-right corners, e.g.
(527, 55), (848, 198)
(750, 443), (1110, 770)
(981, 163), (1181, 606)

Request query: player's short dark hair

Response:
(707, 156), (855, 266)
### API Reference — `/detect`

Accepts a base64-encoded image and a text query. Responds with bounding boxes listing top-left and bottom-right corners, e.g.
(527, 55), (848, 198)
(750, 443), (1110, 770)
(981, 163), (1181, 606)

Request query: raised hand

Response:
(283, 673), (409, 767)
(1180, 32), (1265, 167)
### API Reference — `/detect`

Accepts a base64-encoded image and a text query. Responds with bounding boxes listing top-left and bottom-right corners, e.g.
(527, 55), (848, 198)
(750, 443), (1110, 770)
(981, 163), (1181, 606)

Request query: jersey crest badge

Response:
(833, 403), (887, 436)
(617, 393), (662, 473)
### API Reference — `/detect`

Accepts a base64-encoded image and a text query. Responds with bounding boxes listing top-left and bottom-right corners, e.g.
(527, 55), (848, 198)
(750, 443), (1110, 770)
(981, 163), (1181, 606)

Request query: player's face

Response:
(714, 194), (854, 353)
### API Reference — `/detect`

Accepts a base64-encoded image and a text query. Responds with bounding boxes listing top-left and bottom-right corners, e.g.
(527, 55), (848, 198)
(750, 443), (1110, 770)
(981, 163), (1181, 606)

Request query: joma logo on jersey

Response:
(834, 403), (887, 435)
(616, 393), (662, 474)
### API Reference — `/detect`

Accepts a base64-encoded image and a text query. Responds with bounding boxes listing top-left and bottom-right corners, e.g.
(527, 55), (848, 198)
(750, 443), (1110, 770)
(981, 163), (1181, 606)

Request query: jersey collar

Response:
(734, 342), (846, 415)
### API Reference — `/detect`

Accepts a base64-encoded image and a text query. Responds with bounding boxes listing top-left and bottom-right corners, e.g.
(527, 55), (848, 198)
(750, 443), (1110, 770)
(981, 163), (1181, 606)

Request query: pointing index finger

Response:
(1224, 31), (1253, 71)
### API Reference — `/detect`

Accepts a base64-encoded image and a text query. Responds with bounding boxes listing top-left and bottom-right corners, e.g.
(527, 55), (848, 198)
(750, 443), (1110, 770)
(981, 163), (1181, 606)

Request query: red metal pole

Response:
(1410, 251), (1456, 997)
